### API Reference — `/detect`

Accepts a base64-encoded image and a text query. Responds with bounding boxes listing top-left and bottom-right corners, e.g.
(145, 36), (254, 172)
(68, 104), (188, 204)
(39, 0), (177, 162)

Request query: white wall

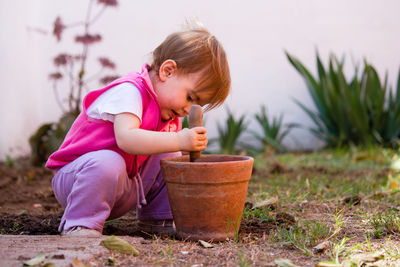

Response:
(1, 0), (399, 159)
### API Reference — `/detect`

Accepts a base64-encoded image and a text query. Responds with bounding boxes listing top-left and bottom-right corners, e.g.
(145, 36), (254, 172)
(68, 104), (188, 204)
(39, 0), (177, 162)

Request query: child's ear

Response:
(159, 59), (178, 82)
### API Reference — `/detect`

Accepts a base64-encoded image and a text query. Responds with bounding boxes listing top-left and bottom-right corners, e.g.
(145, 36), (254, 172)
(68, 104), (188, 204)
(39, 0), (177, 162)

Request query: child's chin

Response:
(161, 116), (172, 121)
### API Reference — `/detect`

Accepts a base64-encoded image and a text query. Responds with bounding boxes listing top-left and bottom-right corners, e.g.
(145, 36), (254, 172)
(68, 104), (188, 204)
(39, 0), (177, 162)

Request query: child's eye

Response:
(187, 95), (193, 102)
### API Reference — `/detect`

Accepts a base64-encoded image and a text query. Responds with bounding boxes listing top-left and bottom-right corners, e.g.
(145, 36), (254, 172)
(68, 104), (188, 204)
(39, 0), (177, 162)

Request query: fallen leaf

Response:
(300, 200), (308, 207)
(389, 181), (400, 190)
(23, 253), (46, 266)
(198, 240), (213, 248)
(71, 258), (91, 267)
(391, 157), (400, 171)
(348, 252), (384, 264)
(252, 196), (278, 209)
(313, 240), (330, 253)
(274, 258), (299, 267)
(353, 153), (373, 162)
(101, 235), (139, 256)
(42, 263), (56, 267)
(316, 262), (342, 267)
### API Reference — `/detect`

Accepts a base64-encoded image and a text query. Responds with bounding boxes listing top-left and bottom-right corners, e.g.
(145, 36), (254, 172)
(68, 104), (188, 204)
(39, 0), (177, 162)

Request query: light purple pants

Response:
(52, 150), (180, 232)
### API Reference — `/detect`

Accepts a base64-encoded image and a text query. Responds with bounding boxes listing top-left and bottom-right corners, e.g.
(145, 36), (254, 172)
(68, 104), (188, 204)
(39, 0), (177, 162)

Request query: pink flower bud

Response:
(53, 16), (65, 41)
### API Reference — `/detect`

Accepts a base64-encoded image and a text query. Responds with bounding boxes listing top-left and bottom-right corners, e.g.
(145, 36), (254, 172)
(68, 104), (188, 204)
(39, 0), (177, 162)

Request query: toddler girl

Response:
(45, 24), (231, 236)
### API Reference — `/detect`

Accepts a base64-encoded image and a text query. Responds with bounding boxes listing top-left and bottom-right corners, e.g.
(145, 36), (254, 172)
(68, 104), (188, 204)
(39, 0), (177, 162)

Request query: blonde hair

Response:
(151, 23), (231, 110)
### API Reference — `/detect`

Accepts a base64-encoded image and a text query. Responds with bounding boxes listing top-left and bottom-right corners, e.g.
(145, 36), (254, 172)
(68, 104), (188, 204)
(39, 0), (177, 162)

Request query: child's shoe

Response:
(137, 219), (175, 235)
(61, 226), (102, 237)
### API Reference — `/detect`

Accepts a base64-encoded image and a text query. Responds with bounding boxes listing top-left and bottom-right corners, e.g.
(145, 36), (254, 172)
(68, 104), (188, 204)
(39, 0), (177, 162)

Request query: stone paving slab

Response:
(0, 235), (119, 267)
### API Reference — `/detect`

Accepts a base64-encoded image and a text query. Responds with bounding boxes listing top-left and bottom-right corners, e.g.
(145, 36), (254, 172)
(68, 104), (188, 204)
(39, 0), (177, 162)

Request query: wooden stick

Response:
(188, 105), (203, 162)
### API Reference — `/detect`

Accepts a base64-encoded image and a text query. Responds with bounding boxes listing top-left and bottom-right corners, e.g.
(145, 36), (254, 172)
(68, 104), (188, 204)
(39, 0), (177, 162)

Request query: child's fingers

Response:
(194, 140), (207, 151)
(192, 126), (207, 134)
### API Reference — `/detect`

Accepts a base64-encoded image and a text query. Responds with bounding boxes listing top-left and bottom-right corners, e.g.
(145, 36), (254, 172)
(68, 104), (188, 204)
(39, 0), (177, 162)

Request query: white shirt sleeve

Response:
(86, 82), (143, 123)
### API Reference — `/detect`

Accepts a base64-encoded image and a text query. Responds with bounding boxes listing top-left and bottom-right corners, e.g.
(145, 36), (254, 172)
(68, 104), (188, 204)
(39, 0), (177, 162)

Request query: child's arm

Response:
(114, 113), (207, 155)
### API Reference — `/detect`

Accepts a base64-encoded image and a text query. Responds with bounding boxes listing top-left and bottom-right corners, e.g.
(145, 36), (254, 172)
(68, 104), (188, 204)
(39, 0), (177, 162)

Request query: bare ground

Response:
(1, 157), (400, 266)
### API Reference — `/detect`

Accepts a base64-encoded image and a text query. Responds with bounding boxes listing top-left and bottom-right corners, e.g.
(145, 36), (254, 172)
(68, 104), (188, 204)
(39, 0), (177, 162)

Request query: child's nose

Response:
(183, 104), (192, 116)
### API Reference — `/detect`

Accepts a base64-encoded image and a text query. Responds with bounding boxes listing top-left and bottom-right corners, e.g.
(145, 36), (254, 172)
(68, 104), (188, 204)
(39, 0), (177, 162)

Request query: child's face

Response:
(153, 62), (213, 121)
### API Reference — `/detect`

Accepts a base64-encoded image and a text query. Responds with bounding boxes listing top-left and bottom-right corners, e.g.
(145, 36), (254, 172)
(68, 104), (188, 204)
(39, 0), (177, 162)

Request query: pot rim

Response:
(160, 154), (254, 166)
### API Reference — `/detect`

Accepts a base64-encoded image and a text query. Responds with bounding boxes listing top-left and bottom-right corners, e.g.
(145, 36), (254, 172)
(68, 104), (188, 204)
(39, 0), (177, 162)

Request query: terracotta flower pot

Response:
(160, 154), (253, 241)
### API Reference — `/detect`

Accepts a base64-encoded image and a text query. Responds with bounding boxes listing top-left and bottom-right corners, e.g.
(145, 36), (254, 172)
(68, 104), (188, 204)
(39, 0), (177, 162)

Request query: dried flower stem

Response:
(47, 0), (118, 115)
(75, 0), (94, 115)
(52, 82), (66, 113)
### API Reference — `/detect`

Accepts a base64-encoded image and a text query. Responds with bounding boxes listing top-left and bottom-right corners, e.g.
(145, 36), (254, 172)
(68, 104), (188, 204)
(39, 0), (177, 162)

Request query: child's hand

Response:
(177, 127), (207, 152)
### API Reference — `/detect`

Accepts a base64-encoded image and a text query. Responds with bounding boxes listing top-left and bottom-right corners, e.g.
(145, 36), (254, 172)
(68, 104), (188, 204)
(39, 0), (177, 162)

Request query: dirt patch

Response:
(0, 158), (60, 215)
(2, 156), (399, 266)
(0, 158), (275, 238)
(0, 214), (61, 235)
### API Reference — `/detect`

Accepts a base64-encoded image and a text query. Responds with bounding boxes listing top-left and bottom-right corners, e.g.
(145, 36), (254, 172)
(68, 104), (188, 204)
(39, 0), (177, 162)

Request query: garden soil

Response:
(0, 158), (277, 266)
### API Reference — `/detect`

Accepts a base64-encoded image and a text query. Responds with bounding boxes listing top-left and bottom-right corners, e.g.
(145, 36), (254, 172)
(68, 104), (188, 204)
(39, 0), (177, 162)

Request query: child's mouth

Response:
(171, 110), (178, 119)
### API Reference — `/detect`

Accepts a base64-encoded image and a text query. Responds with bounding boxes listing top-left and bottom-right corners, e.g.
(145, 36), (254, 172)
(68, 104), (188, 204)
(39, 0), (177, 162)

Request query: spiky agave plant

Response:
(286, 51), (400, 148)
(251, 105), (297, 153)
(213, 108), (248, 155)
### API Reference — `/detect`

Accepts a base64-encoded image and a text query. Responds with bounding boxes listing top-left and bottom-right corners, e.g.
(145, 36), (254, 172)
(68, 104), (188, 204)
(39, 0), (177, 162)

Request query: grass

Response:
(87, 146), (400, 266)
(250, 147), (393, 203)
(237, 146), (400, 265)
(242, 206), (274, 224)
(369, 210), (400, 238)
(270, 219), (332, 255)
(4, 146), (400, 266)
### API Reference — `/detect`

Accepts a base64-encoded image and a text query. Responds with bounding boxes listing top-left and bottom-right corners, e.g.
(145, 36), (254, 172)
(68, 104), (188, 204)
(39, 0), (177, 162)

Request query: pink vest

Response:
(46, 64), (181, 178)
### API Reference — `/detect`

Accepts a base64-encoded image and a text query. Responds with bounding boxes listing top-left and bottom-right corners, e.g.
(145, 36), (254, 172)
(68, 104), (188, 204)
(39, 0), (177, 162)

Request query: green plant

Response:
(286, 51), (400, 148)
(211, 108), (248, 154)
(29, 0), (119, 166)
(364, 232), (372, 252)
(251, 105), (297, 153)
(225, 216), (243, 243)
(238, 251), (251, 267)
(272, 220), (331, 256)
(384, 236), (400, 259)
(273, 225), (312, 256)
(369, 211), (400, 238)
(10, 222), (21, 233)
(327, 237), (357, 265)
(29, 112), (76, 166)
(5, 155), (14, 167)
(181, 116), (189, 129)
(181, 115), (206, 129)
(325, 209), (344, 240)
(243, 206), (274, 224)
